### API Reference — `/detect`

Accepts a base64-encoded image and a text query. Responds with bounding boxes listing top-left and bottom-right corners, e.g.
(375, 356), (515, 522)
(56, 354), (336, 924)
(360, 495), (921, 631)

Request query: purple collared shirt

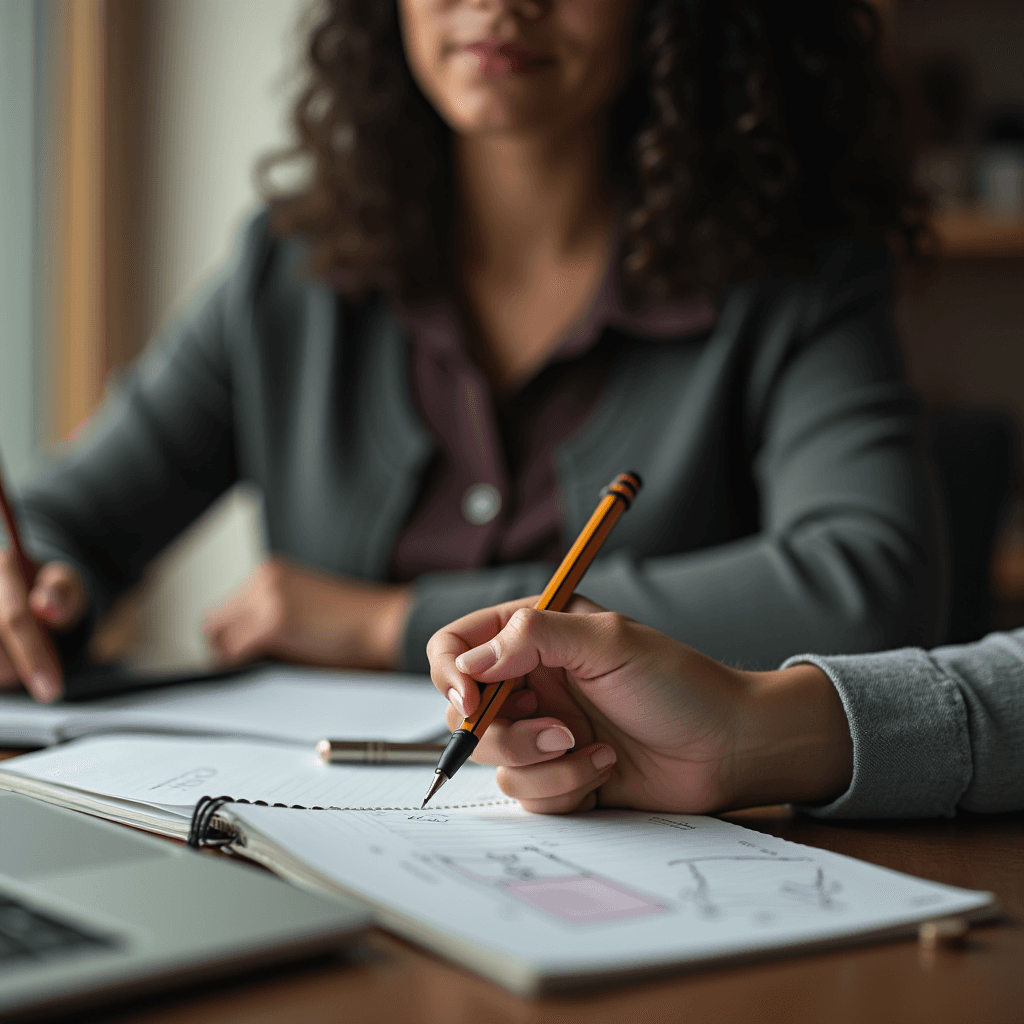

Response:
(390, 267), (717, 582)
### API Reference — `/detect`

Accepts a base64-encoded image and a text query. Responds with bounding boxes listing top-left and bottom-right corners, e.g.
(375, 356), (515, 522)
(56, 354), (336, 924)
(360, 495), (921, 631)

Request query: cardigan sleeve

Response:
(14, 218), (267, 633)
(783, 629), (1024, 818)
(401, 242), (944, 671)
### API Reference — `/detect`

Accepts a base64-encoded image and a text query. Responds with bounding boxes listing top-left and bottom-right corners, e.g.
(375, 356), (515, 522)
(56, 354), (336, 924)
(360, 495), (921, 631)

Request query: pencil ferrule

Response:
(599, 471), (642, 509)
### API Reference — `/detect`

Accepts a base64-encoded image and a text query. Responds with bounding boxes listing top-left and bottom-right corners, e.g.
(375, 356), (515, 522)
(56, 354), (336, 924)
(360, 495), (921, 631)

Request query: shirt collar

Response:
(554, 252), (717, 363)
(398, 249), (718, 369)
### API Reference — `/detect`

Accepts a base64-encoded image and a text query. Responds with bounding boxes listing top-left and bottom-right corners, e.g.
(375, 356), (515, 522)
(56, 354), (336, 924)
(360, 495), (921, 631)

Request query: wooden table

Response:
(4, 751), (1021, 1024)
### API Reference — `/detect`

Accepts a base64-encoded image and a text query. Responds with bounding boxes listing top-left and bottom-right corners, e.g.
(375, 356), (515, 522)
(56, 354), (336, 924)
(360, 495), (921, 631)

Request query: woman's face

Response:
(399, 0), (639, 137)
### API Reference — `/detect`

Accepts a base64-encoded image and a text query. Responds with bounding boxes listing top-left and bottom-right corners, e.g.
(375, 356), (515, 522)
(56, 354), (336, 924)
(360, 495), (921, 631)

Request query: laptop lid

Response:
(0, 792), (370, 1019)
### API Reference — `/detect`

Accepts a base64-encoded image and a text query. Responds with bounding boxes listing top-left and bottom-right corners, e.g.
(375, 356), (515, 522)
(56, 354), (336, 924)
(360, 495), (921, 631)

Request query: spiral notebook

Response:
(206, 802), (995, 994)
(0, 735), (997, 994)
(0, 734), (510, 839)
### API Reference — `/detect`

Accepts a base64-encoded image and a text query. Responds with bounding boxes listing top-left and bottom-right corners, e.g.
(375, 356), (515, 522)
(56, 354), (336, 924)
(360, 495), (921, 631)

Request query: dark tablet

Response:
(60, 660), (250, 701)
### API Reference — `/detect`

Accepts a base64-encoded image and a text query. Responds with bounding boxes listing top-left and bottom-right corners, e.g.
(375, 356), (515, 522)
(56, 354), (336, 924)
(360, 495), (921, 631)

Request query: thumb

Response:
(29, 563), (88, 628)
(454, 607), (631, 685)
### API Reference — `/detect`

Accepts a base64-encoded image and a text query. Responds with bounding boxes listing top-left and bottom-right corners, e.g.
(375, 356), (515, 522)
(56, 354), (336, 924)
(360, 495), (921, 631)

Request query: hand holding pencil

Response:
(427, 594), (855, 816)
(426, 593), (728, 813)
(426, 467), (846, 814)
(0, 454), (88, 701)
(421, 471), (641, 806)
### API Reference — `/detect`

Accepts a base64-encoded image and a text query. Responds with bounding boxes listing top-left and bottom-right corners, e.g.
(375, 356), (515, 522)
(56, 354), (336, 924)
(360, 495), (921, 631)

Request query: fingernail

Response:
(32, 672), (60, 702)
(455, 643), (497, 675)
(446, 687), (467, 718)
(591, 746), (616, 772)
(536, 726), (574, 753)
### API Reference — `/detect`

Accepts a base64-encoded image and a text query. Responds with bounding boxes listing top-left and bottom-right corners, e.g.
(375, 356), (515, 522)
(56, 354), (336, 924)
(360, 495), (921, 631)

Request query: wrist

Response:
(368, 585), (412, 670)
(729, 663), (853, 808)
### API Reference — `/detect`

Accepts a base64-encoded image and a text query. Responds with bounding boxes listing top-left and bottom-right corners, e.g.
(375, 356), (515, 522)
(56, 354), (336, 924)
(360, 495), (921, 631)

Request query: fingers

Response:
(455, 606), (632, 690)
(0, 551), (63, 701)
(428, 596), (540, 714)
(517, 787), (600, 816)
(205, 594), (276, 665)
(462, 714), (577, 767)
(28, 563), (88, 629)
(495, 743), (617, 813)
(443, 688), (537, 731)
(427, 594), (608, 714)
(0, 643), (17, 688)
(204, 561), (288, 665)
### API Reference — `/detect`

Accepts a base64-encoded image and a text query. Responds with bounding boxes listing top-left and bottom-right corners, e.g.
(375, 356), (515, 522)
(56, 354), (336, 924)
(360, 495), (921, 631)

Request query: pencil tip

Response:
(421, 771), (448, 808)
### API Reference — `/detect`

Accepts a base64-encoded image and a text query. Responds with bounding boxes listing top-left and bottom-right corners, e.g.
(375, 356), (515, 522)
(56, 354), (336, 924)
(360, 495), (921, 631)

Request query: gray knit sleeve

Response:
(782, 629), (1024, 818)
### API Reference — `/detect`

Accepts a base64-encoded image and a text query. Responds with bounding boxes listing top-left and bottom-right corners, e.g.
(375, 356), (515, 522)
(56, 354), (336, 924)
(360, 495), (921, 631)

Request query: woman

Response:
(4, 0), (941, 702)
(427, 595), (1024, 818)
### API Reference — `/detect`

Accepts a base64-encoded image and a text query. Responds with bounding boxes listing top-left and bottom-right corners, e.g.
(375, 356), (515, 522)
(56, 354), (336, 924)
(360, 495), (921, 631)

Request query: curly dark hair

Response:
(258, 0), (928, 304)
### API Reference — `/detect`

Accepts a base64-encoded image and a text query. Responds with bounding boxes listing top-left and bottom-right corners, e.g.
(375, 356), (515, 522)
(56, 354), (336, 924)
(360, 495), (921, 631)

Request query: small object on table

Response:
(918, 917), (970, 950)
(317, 739), (447, 764)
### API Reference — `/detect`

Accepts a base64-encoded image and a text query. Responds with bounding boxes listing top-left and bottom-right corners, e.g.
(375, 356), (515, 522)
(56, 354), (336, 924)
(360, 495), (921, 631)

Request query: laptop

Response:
(0, 791), (370, 1019)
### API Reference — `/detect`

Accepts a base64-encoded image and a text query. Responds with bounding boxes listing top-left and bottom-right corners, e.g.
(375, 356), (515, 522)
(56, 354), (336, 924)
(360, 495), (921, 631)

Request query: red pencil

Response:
(0, 451), (41, 589)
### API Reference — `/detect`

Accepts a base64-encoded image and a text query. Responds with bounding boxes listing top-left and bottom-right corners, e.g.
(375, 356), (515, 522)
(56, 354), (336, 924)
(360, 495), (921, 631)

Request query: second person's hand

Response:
(427, 597), (854, 815)
(0, 551), (89, 701)
(203, 556), (411, 671)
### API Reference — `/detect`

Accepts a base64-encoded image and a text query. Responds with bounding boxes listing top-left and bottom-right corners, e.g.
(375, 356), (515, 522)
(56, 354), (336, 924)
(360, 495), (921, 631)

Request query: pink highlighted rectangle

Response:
(504, 875), (666, 923)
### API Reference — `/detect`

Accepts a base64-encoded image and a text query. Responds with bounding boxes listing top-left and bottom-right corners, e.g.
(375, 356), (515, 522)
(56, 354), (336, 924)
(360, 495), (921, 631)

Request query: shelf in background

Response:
(934, 209), (1024, 258)
(991, 539), (1024, 603)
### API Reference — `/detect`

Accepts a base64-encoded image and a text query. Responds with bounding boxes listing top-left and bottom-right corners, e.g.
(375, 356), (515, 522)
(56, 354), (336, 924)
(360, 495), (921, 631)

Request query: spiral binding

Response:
(187, 795), (237, 848)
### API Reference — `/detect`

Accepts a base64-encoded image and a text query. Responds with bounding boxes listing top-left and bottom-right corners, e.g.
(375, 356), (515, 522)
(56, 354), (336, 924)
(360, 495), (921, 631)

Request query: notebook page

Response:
(0, 666), (448, 747)
(0, 734), (508, 814)
(0, 698), (71, 746)
(229, 803), (994, 989)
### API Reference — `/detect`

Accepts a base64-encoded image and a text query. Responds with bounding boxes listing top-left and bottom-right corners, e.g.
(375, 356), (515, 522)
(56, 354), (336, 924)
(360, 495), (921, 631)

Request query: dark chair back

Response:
(928, 407), (1016, 645)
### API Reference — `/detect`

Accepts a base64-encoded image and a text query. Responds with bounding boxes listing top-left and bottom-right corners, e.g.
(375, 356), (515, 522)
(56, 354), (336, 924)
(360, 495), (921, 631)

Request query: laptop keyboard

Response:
(0, 891), (119, 968)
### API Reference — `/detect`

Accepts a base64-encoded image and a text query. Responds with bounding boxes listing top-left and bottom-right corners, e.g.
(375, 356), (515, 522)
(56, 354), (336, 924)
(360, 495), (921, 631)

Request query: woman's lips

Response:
(465, 39), (549, 78)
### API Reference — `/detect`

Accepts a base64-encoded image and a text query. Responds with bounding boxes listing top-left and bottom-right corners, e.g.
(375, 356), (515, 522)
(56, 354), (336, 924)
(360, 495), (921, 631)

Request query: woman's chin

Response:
(447, 94), (570, 138)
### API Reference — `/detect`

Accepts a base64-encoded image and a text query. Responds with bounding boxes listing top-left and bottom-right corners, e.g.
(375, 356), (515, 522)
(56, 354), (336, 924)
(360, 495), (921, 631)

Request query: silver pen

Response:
(317, 739), (447, 764)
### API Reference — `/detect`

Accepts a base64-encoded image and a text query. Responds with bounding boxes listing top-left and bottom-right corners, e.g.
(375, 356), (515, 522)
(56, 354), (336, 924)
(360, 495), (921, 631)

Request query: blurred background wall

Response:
(2, 0), (302, 665)
(889, 0), (1024, 625)
(3, 0), (1024, 659)
(895, 0), (1024, 424)
(0, 0), (47, 488)
(143, 0), (304, 341)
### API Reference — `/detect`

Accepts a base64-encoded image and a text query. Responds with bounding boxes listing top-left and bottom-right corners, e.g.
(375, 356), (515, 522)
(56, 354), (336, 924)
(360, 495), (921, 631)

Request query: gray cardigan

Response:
(19, 211), (944, 673)
(789, 630), (1024, 818)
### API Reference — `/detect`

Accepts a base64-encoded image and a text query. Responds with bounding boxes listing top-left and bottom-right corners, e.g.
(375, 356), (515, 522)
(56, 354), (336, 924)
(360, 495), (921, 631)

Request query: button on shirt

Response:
(389, 263), (718, 582)
(462, 482), (502, 525)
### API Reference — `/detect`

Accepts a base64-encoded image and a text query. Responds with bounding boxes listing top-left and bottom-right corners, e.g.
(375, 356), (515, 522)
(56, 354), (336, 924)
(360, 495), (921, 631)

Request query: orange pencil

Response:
(421, 471), (642, 807)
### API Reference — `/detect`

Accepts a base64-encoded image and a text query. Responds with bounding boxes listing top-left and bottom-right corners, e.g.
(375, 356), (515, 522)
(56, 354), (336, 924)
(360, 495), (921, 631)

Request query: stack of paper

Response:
(0, 666), (448, 748)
